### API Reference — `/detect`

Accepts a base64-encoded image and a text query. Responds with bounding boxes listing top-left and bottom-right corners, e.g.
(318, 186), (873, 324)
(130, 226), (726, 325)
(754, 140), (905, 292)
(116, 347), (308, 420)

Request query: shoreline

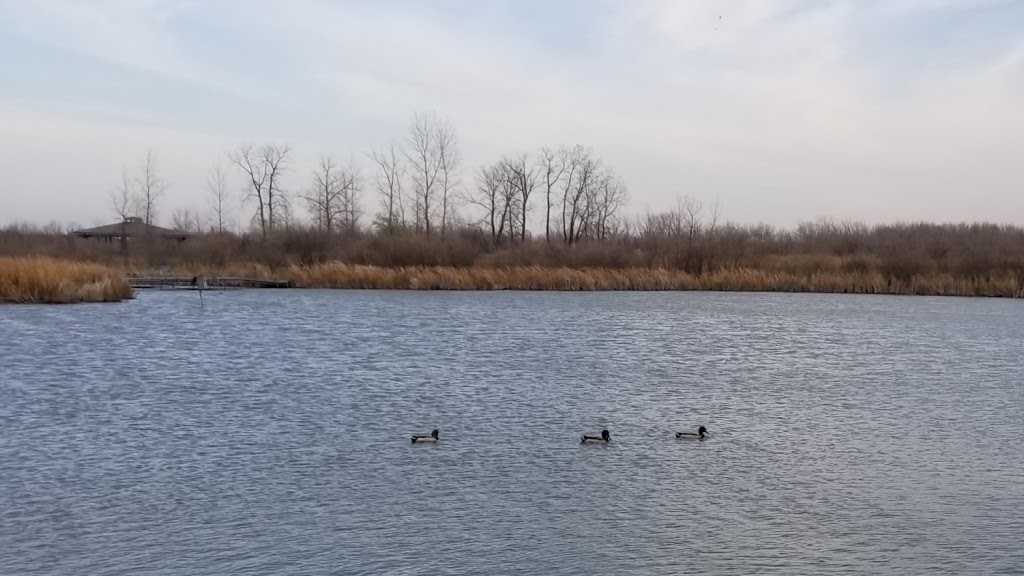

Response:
(143, 263), (1024, 299)
(5, 258), (1022, 303)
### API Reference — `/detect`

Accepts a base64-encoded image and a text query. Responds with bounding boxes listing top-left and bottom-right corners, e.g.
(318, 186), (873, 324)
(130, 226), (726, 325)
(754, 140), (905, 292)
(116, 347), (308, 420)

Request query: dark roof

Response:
(73, 217), (189, 240)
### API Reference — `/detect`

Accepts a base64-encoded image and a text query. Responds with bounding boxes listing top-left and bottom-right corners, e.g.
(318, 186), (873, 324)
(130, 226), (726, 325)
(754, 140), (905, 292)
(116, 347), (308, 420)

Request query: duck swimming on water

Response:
(675, 426), (709, 440)
(581, 430), (611, 444)
(411, 429), (439, 443)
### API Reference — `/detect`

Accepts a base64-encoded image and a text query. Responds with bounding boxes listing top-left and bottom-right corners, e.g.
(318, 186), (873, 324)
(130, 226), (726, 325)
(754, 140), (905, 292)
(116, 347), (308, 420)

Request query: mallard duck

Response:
(581, 429), (611, 444)
(411, 429), (439, 443)
(675, 426), (708, 440)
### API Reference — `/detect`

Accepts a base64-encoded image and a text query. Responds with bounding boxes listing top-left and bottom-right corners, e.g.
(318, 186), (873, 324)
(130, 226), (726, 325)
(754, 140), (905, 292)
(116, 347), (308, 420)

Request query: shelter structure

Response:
(72, 217), (189, 241)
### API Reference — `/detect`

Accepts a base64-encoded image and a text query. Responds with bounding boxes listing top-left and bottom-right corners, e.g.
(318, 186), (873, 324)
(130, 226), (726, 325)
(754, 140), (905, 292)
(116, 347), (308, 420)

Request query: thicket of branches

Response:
(4, 212), (1024, 287)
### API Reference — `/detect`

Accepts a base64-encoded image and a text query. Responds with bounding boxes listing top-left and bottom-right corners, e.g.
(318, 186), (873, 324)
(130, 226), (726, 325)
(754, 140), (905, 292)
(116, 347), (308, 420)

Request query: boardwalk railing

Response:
(129, 276), (291, 289)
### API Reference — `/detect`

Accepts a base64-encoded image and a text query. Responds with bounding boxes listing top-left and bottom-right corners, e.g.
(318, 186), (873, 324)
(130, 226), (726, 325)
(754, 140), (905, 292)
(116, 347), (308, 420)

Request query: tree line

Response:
(25, 107), (1013, 286)
(109, 111), (632, 246)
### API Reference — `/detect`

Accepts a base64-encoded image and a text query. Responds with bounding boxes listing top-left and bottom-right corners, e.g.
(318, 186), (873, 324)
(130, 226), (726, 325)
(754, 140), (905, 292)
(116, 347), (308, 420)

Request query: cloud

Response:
(1, 0), (191, 80)
(0, 102), (241, 228)
(584, 1), (1024, 220)
(0, 0), (1022, 227)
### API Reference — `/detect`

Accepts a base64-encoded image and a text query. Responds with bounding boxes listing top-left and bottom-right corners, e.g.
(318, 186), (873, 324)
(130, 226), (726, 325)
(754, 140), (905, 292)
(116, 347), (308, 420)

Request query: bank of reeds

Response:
(5, 220), (1024, 298)
(291, 264), (1022, 295)
(0, 257), (134, 303)
(159, 262), (1023, 297)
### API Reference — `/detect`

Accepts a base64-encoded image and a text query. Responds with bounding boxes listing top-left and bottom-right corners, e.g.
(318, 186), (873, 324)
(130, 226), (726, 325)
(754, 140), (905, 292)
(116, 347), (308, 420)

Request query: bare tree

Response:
(404, 111), (460, 237)
(368, 143), (405, 234)
(336, 163), (362, 235)
(559, 145), (585, 244)
(304, 156), (343, 233)
(229, 144), (268, 237)
(701, 198), (722, 270)
(707, 198), (721, 235)
(467, 162), (510, 246)
(562, 147), (599, 245)
(110, 169), (136, 221)
(539, 147), (567, 243)
(228, 143), (291, 238)
(435, 117), (461, 238)
(304, 156), (362, 234)
(406, 112), (440, 235)
(682, 195), (703, 245)
(136, 149), (166, 226)
(206, 162), (230, 233)
(263, 145), (291, 233)
(498, 161), (521, 246)
(592, 169), (629, 240)
(548, 147), (630, 244)
(675, 195), (704, 272)
(505, 153), (538, 243)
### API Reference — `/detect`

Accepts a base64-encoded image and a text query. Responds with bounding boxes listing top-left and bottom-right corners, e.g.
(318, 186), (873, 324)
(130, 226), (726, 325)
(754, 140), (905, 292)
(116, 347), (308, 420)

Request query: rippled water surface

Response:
(2, 290), (1023, 575)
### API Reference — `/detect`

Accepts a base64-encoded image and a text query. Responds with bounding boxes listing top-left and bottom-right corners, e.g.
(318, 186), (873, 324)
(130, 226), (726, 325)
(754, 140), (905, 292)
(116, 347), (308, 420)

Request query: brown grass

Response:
(5, 220), (1024, 298)
(0, 257), (134, 304)
(158, 262), (1023, 296)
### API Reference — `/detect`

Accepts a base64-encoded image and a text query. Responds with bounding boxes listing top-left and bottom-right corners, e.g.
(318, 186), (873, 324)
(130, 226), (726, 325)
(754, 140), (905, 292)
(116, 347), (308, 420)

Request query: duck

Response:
(581, 429), (611, 444)
(411, 429), (439, 444)
(675, 426), (709, 440)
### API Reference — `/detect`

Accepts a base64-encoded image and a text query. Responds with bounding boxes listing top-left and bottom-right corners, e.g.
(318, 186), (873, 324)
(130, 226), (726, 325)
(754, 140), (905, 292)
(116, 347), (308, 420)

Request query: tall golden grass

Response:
(5, 222), (1024, 298)
(164, 262), (1023, 297)
(0, 257), (133, 304)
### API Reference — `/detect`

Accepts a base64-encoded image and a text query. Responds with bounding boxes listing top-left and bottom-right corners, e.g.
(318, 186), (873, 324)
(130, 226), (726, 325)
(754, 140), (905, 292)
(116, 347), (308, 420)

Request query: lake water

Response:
(1, 290), (1023, 575)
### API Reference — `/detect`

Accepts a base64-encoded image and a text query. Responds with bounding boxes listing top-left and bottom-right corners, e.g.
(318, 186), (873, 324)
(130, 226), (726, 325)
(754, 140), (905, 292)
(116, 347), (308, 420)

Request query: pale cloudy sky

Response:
(1, 0), (1022, 229)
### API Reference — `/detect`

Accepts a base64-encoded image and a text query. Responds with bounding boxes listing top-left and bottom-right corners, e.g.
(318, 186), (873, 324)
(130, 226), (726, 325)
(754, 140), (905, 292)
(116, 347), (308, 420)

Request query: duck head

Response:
(698, 426), (707, 438)
(431, 429), (439, 439)
(601, 429), (610, 441)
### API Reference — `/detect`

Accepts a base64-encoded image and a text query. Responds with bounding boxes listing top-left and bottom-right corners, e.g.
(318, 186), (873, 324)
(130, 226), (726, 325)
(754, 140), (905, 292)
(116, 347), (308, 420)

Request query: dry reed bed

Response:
(163, 262), (1023, 297)
(0, 257), (134, 304)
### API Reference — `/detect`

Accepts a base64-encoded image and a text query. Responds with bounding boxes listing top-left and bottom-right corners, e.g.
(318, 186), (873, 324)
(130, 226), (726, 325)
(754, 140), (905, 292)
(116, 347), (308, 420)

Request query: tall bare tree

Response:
(110, 169), (136, 221)
(682, 195), (703, 249)
(228, 143), (291, 238)
(680, 195), (708, 272)
(304, 156), (362, 234)
(505, 153), (538, 243)
(592, 169), (629, 240)
(498, 161), (522, 246)
(468, 162), (510, 246)
(304, 156), (343, 233)
(263, 145), (291, 233)
(558, 145), (584, 244)
(369, 143), (405, 234)
(539, 147), (567, 243)
(404, 111), (461, 237)
(336, 163), (362, 235)
(435, 117), (461, 239)
(136, 149), (166, 226)
(229, 144), (268, 237)
(206, 162), (230, 233)
(406, 113), (440, 235)
(562, 146), (597, 245)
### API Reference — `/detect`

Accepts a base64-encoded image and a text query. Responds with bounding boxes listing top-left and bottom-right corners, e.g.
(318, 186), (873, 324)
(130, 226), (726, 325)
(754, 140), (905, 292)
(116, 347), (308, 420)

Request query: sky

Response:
(1, 0), (1022, 230)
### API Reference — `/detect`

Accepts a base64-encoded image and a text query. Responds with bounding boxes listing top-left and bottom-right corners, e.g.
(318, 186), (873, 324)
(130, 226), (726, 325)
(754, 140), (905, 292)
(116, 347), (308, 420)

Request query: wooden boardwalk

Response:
(129, 276), (291, 290)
